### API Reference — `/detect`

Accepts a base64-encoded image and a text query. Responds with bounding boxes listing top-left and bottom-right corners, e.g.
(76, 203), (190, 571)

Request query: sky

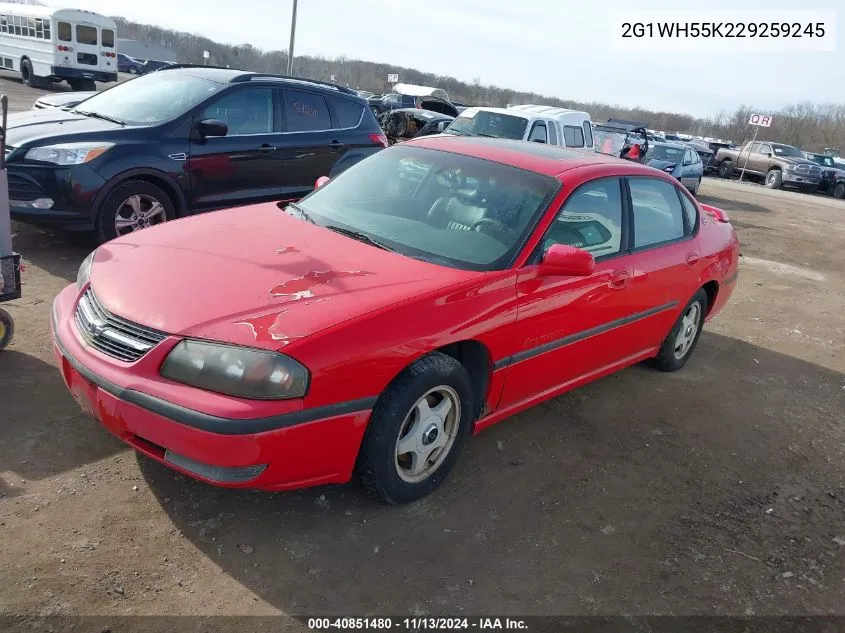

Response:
(59, 0), (844, 119)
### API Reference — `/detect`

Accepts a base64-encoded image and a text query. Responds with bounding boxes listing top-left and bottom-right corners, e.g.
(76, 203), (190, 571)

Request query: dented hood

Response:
(88, 203), (474, 350)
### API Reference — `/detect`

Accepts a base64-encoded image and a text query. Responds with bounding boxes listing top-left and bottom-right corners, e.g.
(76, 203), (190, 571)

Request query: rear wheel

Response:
(0, 308), (15, 351)
(653, 289), (708, 372)
(20, 58), (36, 87)
(834, 182), (845, 199)
(357, 352), (474, 504)
(69, 78), (96, 91)
(691, 177), (701, 195)
(718, 161), (733, 179)
(96, 180), (175, 243)
(765, 169), (782, 189)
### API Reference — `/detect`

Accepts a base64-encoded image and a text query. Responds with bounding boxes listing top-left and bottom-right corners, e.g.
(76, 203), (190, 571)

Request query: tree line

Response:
(114, 17), (843, 154)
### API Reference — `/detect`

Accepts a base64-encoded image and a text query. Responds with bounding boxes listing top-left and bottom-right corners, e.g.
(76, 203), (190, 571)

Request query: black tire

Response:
(834, 182), (845, 199)
(0, 308), (15, 351)
(96, 179), (175, 244)
(357, 352), (474, 504)
(20, 58), (34, 87)
(691, 178), (701, 195)
(653, 289), (708, 372)
(765, 169), (782, 189)
(129, 67), (138, 75)
(718, 161), (733, 179)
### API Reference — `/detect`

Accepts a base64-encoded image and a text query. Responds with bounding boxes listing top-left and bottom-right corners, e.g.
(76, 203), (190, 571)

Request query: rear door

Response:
(624, 176), (703, 347)
(72, 22), (101, 76)
(187, 85), (283, 212)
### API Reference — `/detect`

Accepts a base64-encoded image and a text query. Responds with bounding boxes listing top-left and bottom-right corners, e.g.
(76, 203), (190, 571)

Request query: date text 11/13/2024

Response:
(307, 617), (528, 630)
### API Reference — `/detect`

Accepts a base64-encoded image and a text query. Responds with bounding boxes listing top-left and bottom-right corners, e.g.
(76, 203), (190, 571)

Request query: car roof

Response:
(651, 141), (689, 149)
(155, 67), (360, 96)
(406, 135), (658, 177)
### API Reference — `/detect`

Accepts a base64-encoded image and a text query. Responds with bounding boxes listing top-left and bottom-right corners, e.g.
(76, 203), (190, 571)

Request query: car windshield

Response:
(646, 145), (685, 162)
(70, 73), (224, 126)
(772, 144), (804, 158)
(289, 145), (560, 271)
(445, 111), (529, 140)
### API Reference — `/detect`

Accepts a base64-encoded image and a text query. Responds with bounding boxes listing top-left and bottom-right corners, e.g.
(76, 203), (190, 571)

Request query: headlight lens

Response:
(76, 250), (95, 291)
(25, 142), (114, 165)
(786, 164), (797, 171)
(160, 340), (309, 400)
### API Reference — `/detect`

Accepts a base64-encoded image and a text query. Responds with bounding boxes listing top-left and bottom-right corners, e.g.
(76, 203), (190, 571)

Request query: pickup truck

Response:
(714, 141), (822, 191)
(804, 152), (845, 198)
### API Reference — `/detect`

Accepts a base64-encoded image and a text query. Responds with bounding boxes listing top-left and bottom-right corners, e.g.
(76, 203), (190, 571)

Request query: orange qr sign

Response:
(293, 102), (320, 118)
(748, 113), (773, 127)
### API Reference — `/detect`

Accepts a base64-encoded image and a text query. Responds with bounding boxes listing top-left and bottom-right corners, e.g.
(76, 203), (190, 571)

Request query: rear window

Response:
(58, 21), (71, 41)
(284, 89), (331, 132)
(102, 28), (114, 47)
(75, 24), (97, 45)
(331, 98), (364, 128)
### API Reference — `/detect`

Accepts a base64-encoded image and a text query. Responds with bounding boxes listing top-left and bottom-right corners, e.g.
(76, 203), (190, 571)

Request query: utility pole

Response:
(286, 0), (298, 76)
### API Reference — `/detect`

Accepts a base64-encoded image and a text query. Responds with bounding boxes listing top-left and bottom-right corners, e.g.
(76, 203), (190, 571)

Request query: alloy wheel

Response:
(114, 194), (167, 236)
(394, 386), (461, 483)
(673, 302), (701, 360)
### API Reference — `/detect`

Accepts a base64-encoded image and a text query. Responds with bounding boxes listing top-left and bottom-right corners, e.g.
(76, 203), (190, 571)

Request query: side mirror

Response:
(538, 244), (595, 277)
(315, 176), (331, 189)
(436, 121), (449, 133)
(767, 152), (773, 158)
(195, 118), (228, 138)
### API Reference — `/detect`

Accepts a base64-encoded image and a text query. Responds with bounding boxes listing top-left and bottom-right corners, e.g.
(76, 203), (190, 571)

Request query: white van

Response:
(0, 2), (118, 90)
(444, 104), (594, 149)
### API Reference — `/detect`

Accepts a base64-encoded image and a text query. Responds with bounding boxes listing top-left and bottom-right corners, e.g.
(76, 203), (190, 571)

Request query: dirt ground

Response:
(0, 77), (844, 625)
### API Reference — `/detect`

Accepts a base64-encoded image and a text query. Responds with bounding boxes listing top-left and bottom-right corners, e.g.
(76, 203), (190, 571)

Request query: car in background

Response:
(804, 152), (845, 198)
(369, 84), (460, 118)
(647, 132), (667, 143)
(51, 135), (739, 504)
(664, 133), (683, 142)
(117, 53), (145, 74)
(32, 90), (96, 110)
(687, 141), (717, 175)
(355, 90), (375, 99)
(593, 119), (649, 162)
(5, 66), (387, 243)
(444, 105), (594, 149)
(142, 59), (177, 73)
(715, 141), (821, 191)
(378, 108), (454, 144)
(645, 142), (704, 194)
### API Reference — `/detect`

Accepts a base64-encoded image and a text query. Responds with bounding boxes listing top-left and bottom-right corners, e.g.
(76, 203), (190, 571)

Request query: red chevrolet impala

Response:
(51, 136), (739, 504)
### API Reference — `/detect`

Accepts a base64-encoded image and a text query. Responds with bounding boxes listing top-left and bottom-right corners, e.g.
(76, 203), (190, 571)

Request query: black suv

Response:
(5, 66), (388, 242)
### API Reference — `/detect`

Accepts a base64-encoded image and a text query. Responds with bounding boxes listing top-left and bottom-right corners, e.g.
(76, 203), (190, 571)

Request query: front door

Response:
(497, 177), (646, 410)
(187, 86), (283, 212)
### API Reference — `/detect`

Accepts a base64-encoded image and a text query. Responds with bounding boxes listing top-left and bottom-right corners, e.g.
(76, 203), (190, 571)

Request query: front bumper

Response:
(7, 164), (107, 230)
(783, 172), (820, 187)
(50, 285), (373, 491)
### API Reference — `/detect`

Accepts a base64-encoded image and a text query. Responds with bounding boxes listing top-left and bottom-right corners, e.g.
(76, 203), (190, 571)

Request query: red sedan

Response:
(51, 136), (740, 504)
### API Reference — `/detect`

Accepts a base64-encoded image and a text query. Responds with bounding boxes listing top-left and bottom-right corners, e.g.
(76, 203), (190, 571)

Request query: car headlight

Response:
(25, 142), (114, 165)
(785, 164), (797, 171)
(160, 340), (309, 400)
(76, 250), (95, 291)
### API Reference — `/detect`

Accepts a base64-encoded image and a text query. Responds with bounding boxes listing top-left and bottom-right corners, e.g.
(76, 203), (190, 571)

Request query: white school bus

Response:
(0, 2), (117, 90)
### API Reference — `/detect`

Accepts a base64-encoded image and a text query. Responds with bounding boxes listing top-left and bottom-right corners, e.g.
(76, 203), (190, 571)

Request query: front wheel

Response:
(765, 169), (783, 189)
(0, 308), (15, 351)
(653, 289), (708, 372)
(96, 179), (175, 243)
(357, 352), (474, 504)
(834, 182), (845, 199)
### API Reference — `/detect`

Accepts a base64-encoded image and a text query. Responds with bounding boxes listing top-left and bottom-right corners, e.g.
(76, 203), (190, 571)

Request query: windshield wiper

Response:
(284, 201), (316, 224)
(74, 110), (125, 126)
(325, 225), (396, 252)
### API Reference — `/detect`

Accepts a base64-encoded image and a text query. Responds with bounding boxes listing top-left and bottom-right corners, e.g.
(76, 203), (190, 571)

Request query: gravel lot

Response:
(1, 77), (844, 626)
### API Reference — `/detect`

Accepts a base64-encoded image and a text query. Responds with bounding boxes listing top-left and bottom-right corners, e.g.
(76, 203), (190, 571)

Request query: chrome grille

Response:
(795, 164), (821, 177)
(74, 289), (167, 362)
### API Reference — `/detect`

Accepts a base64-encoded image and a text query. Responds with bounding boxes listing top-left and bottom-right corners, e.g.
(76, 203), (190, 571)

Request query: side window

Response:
(685, 149), (694, 164)
(202, 88), (274, 135)
(284, 89), (331, 132)
(758, 144), (772, 155)
(746, 142), (760, 154)
(331, 98), (364, 129)
(629, 177), (687, 249)
(541, 178), (623, 258)
(563, 125), (585, 148)
(75, 24), (97, 45)
(678, 190), (698, 233)
(583, 120), (593, 147)
(1, 15), (7, 34)
(57, 21), (71, 41)
(528, 121), (547, 143)
(547, 121), (558, 145)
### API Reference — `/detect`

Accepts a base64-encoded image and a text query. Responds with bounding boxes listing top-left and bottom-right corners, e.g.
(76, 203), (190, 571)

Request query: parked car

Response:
(714, 141), (822, 191)
(686, 141), (717, 175)
(117, 53), (145, 75)
(664, 133), (683, 142)
(645, 142), (704, 194)
(804, 151), (845, 198)
(593, 119), (649, 162)
(369, 83), (460, 118)
(142, 59), (177, 74)
(5, 66), (387, 243)
(51, 135), (739, 503)
(444, 105), (594, 149)
(378, 108), (454, 144)
(32, 91), (97, 110)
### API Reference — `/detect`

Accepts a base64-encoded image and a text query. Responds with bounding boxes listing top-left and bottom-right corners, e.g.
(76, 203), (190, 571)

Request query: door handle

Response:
(258, 144), (276, 152)
(609, 271), (630, 289)
(328, 140), (345, 149)
(685, 253), (700, 266)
